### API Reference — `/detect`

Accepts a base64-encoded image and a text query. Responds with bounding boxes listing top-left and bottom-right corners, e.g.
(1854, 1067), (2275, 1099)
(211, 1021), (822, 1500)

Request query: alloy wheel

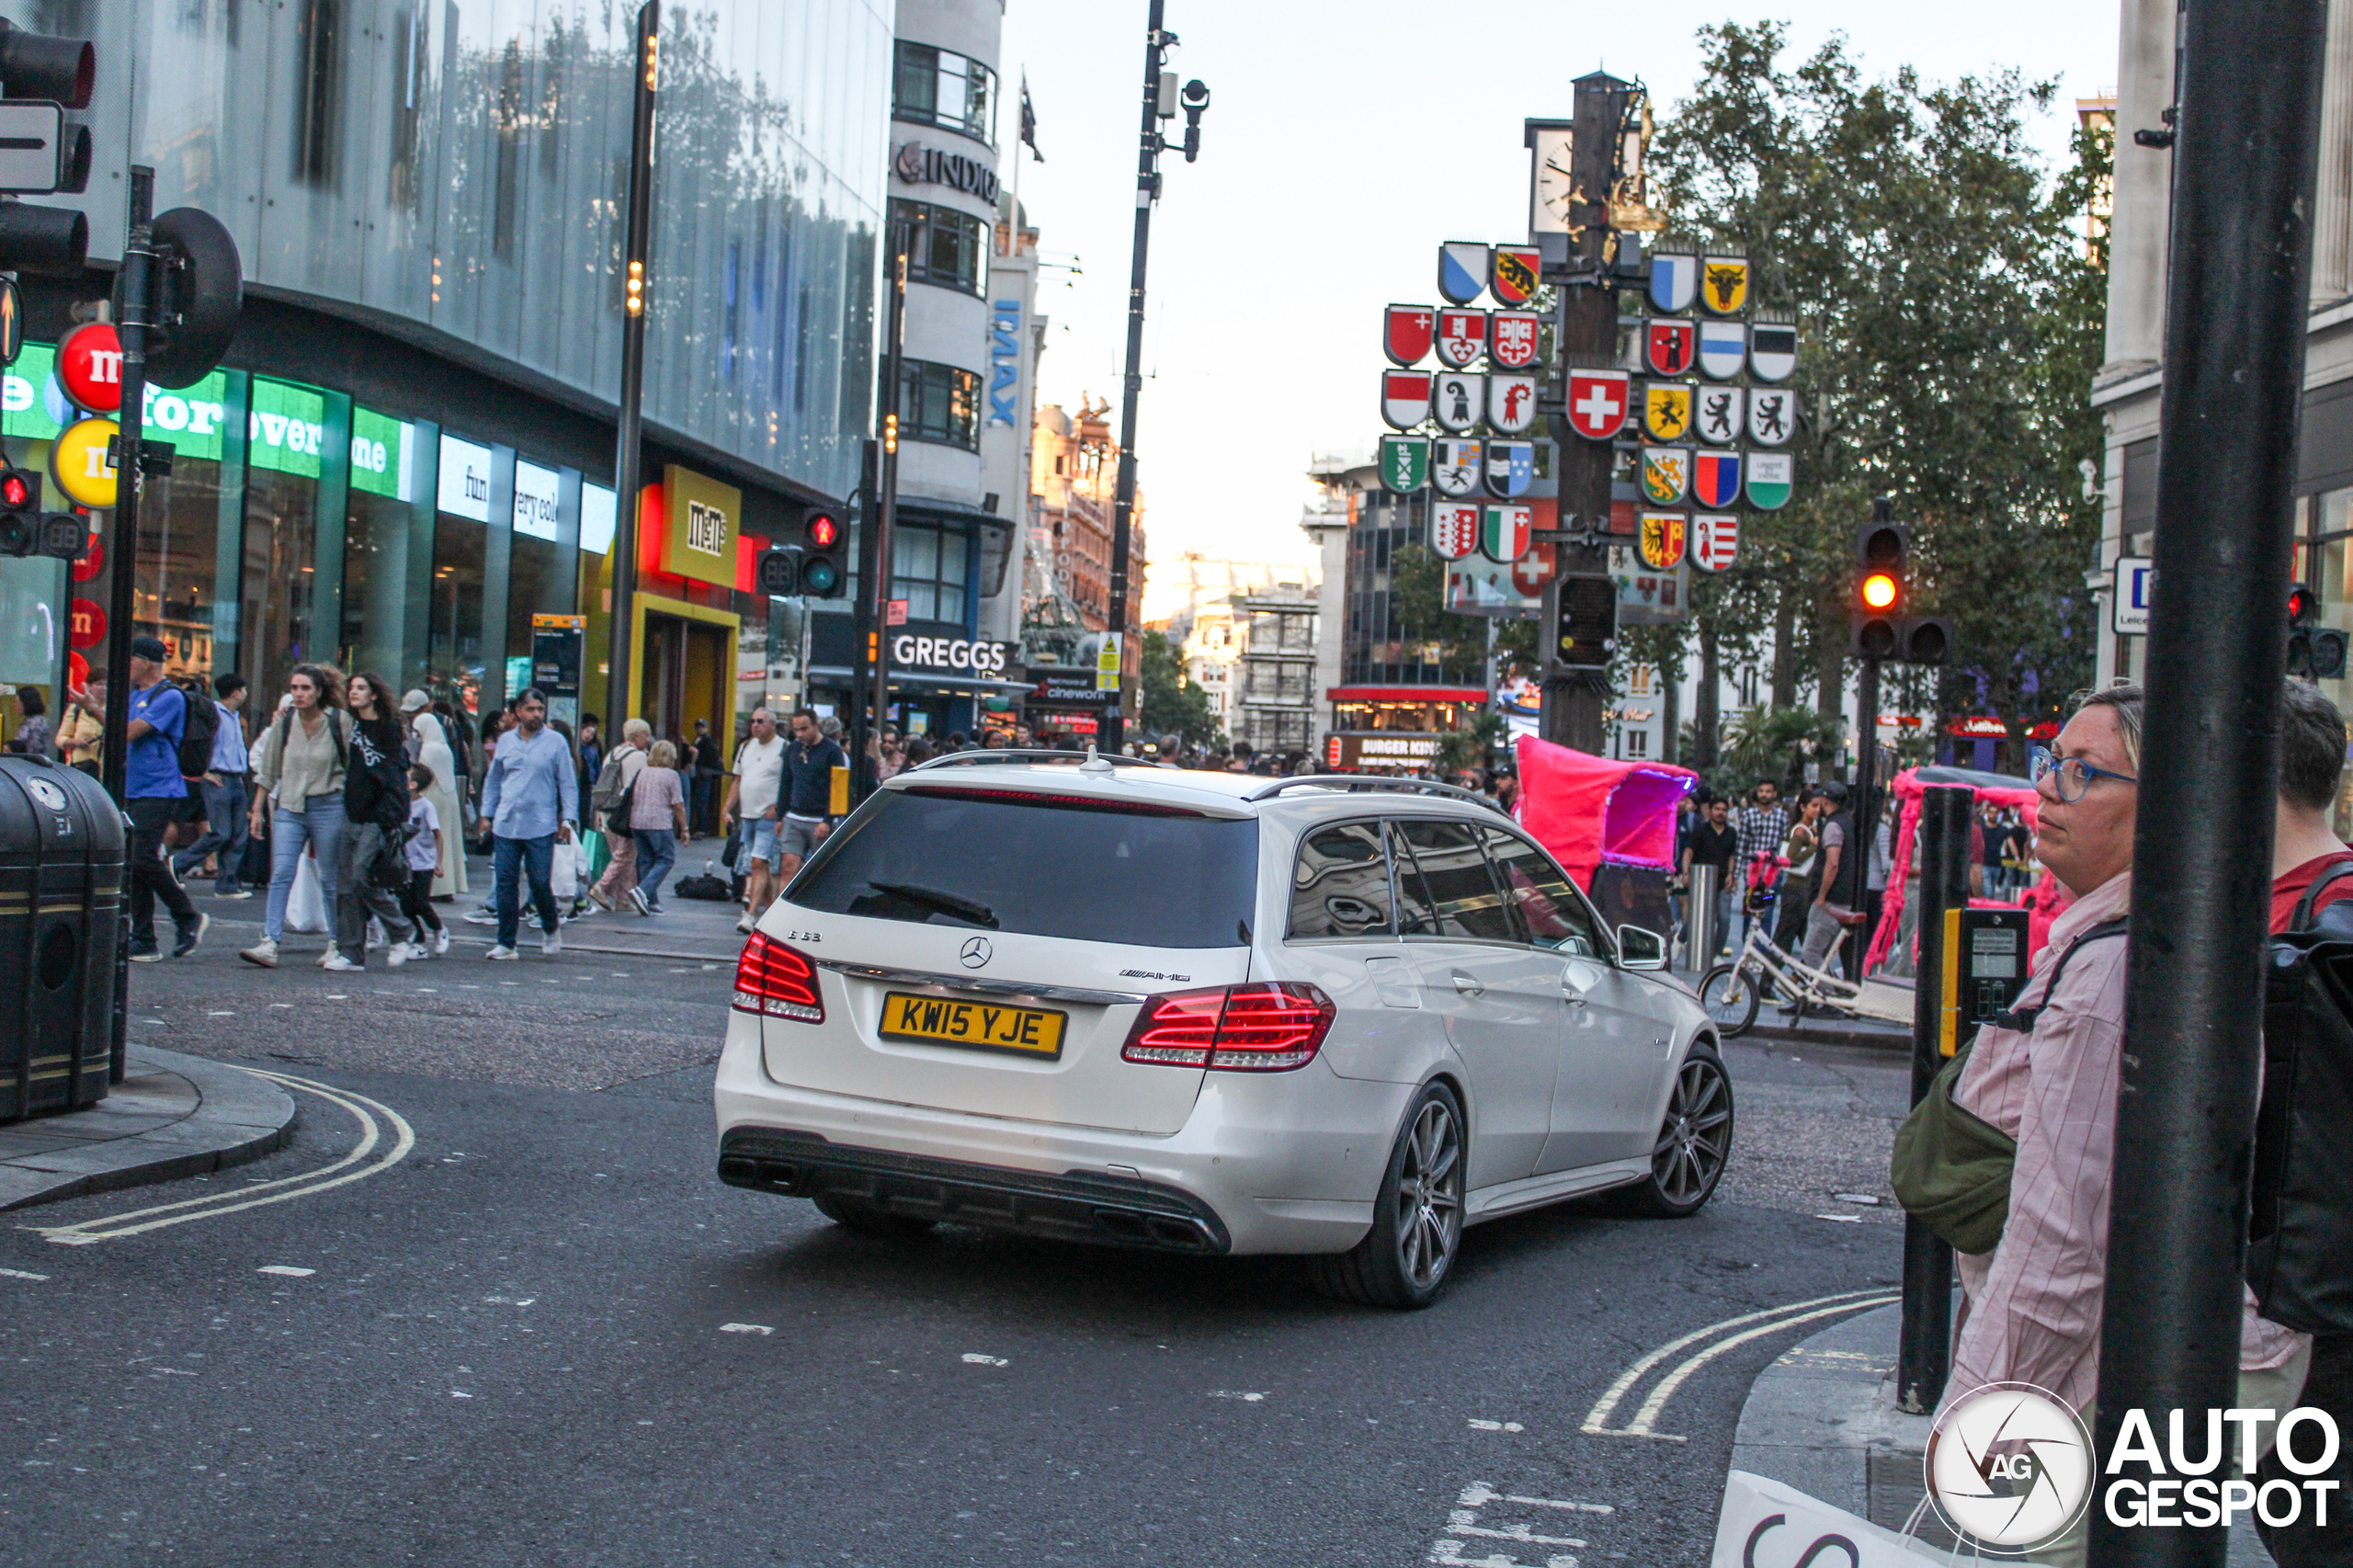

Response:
(1652, 1055), (1732, 1206)
(1392, 1096), (1463, 1290)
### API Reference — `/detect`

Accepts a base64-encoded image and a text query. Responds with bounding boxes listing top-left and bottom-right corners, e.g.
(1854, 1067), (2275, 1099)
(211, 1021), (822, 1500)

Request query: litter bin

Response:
(0, 755), (126, 1121)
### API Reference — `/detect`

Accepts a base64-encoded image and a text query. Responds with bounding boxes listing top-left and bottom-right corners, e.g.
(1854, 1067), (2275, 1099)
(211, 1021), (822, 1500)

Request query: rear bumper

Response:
(718, 1127), (1231, 1254)
(713, 1011), (1400, 1255)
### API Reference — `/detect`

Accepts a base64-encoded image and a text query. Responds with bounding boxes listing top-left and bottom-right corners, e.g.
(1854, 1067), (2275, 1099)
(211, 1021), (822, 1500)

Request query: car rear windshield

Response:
(787, 786), (1261, 949)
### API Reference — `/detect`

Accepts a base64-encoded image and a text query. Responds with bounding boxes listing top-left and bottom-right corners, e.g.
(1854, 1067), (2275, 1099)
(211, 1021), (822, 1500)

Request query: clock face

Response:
(1531, 130), (1576, 233)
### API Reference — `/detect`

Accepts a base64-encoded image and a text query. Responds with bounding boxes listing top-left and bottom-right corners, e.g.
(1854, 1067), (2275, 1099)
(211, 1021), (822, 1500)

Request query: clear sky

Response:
(995, 1), (2122, 620)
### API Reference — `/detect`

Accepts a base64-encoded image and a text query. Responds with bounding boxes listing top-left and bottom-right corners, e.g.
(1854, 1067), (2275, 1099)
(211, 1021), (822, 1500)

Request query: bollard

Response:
(1687, 863), (1719, 971)
(1897, 785), (1972, 1413)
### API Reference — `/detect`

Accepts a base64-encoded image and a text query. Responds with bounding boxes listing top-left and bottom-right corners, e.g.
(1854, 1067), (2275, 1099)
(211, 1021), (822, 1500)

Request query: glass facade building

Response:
(0, 0), (887, 767)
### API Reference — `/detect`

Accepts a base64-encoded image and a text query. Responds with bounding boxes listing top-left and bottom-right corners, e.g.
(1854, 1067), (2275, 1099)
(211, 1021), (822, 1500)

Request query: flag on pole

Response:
(1020, 74), (1044, 162)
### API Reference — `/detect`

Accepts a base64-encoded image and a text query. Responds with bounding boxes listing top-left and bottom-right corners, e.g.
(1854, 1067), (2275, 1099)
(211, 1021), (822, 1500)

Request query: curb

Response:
(0, 1045), (298, 1212)
(1740, 1018), (1912, 1052)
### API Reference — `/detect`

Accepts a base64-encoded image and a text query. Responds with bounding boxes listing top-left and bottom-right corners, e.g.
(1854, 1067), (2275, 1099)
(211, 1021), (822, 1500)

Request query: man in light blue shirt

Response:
(480, 687), (578, 959)
(173, 673), (253, 897)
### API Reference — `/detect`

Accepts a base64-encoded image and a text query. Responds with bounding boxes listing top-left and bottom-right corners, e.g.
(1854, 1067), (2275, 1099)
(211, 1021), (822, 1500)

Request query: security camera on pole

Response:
(1099, 2), (1210, 756)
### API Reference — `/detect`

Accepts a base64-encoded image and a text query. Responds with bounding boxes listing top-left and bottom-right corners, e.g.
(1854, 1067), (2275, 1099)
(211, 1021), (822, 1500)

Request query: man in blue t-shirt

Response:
(123, 635), (205, 960)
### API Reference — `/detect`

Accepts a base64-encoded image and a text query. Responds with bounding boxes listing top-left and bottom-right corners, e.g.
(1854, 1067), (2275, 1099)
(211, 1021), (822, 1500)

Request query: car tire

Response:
(1698, 962), (1761, 1038)
(1311, 1080), (1467, 1311)
(813, 1192), (938, 1238)
(1599, 1040), (1734, 1219)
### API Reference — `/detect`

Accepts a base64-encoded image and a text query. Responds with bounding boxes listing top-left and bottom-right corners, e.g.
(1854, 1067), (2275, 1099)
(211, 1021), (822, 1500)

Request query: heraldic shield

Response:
(1697, 319), (1745, 380)
(1435, 309), (1486, 369)
(1481, 503), (1531, 562)
(1385, 304), (1435, 367)
(1380, 435), (1429, 494)
(1438, 243), (1489, 306)
(1488, 311), (1541, 369)
(1700, 256), (1749, 315)
(1747, 387), (1795, 445)
(1433, 372), (1484, 432)
(1694, 385), (1745, 446)
(1643, 382), (1693, 441)
(1431, 437), (1483, 496)
(1490, 246), (1540, 306)
(1646, 318), (1696, 377)
(1487, 374), (1540, 435)
(1692, 449), (1743, 509)
(1640, 512), (1688, 570)
(1649, 253), (1699, 313)
(1382, 370), (1432, 430)
(1749, 323), (1798, 381)
(1691, 513), (1740, 573)
(1642, 447), (1690, 505)
(1745, 451), (1793, 509)
(1431, 500), (1480, 560)
(1565, 369), (1631, 440)
(1484, 440), (1535, 498)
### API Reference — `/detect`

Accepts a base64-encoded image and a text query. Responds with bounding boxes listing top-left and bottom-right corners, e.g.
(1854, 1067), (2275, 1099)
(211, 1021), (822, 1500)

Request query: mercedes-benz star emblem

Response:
(959, 937), (992, 969)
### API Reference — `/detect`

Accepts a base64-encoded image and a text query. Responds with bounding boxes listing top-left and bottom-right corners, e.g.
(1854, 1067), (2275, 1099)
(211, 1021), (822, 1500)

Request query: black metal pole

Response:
(855, 241), (905, 790)
(1844, 655), (1881, 975)
(1101, 0), (1170, 757)
(97, 166), (153, 801)
(604, 0), (657, 735)
(2091, 0), (2327, 1559)
(1897, 783), (1970, 1414)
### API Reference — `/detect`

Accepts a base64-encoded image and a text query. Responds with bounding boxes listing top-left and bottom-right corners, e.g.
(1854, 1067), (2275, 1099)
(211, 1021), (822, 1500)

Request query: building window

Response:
(893, 41), (996, 143)
(891, 521), (970, 623)
(899, 359), (981, 450)
(1625, 730), (1650, 758)
(890, 199), (988, 296)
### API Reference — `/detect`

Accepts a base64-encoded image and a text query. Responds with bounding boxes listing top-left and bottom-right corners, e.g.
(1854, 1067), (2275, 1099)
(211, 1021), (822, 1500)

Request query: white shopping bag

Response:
(550, 837), (580, 901)
(285, 851), (330, 933)
(1712, 1471), (2006, 1566)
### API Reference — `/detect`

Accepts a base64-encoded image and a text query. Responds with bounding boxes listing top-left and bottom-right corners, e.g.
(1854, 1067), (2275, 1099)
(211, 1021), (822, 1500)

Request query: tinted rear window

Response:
(1289, 822), (1392, 937)
(788, 787), (1260, 949)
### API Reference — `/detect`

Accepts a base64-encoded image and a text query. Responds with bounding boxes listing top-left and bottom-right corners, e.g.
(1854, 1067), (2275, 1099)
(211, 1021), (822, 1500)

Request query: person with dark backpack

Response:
(172, 673), (253, 897)
(325, 674), (421, 971)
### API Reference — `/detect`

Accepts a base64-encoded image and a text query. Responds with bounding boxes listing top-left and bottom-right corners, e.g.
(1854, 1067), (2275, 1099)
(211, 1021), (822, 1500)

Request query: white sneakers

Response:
(239, 938), (278, 968)
(430, 927), (450, 957)
(736, 910), (755, 934)
(541, 928), (562, 957)
(386, 941), (410, 968)
(484, 945), (519, 960)
(628, 886), (652, 916)
(322, 953), (361, 972)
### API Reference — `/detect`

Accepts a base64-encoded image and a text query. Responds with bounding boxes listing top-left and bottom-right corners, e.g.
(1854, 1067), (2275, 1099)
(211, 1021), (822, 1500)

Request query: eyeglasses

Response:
(2029, 744), (2138, 802)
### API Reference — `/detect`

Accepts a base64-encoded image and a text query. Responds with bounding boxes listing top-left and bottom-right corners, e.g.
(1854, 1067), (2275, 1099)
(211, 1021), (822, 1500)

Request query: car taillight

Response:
(733, 933), (824, 1024)
(1120, 983), (1334, 1072)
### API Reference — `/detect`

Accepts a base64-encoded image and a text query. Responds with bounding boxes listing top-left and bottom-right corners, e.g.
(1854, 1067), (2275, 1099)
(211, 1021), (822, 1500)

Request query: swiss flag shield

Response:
(1384, 304), (1435, 367)
(1564, 369), (1631, 441)
(1431, 501), (1480, 561)
(1511, 541), (1557, 597)
(1435, 310), (1487, 369)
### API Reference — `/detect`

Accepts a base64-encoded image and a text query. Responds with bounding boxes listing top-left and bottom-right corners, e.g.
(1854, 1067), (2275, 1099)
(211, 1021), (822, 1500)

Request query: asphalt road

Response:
(0, 916), (1910, 1567)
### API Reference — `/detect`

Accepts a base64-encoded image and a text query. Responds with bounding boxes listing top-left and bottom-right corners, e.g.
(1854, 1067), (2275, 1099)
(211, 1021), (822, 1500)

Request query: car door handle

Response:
(1451, 971), (1484, 998)
(1561, 976), (1589, 1006)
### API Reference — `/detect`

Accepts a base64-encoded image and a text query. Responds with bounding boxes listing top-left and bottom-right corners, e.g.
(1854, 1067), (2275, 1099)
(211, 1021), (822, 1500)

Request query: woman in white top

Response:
(240, 665), (354, 968)
(402, 689), (469, 898)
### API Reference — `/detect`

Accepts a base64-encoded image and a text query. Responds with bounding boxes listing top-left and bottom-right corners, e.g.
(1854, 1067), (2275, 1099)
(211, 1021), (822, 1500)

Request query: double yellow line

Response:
(24, 1069), (415, 1245)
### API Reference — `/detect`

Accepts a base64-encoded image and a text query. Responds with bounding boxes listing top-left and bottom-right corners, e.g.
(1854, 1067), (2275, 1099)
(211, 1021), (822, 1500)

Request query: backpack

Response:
(1891, 916), (2130, 1256)
(2248, 861), (2353, 1333)
(591, 744), (638, 836)
(175, 681), (220, 777)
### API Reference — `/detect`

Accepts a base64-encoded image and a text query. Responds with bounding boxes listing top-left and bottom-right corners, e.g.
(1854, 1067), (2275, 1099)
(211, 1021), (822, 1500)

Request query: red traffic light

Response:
(805, 512), (839, 549)
(1860, 571), (1899, 611)
(1, 473), (29, 508)
(2290, 585), (2322, 626)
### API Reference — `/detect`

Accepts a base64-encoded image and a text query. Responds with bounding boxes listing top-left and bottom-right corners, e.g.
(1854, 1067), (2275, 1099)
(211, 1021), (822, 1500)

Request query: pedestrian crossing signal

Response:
(2288, 585), (2347, 680)
(799, 509), (845, 598)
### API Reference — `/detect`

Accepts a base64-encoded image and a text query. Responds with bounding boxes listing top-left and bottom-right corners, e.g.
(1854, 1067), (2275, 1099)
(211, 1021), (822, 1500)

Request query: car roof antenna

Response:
(1080, 744), (1114, 776)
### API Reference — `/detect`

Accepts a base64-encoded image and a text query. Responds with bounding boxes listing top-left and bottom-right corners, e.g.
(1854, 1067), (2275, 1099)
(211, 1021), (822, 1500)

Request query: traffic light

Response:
(0, 16), (94, 277)
(2288, 584), (2347, 681)
(1850, 508), (1908, 660)
(1901, 615), (1952, 666)
(799, 509), (845, 597)
(0, 460), (74, 559)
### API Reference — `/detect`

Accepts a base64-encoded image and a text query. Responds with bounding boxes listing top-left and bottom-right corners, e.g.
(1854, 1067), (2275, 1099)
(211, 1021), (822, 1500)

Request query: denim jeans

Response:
(172, 774), (251, 892)
(265, 793), (346, 942)
(632, 827), (677, 907)
(335, 822), (416, 962)
(494, 833), (560, 948)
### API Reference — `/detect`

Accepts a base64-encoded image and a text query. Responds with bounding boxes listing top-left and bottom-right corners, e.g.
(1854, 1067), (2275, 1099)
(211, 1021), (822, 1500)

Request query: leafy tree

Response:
(1650, 27), (2107, 766)
(1389, 544), (1495, 684)
(1137, 630), (1220, 747)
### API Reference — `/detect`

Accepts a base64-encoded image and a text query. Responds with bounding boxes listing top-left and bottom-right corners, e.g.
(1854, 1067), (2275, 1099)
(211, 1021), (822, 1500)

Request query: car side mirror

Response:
(1616, 925), (1667, 971)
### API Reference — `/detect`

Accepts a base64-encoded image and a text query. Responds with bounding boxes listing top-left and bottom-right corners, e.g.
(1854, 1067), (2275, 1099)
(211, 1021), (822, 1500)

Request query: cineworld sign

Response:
(893, 142), (999, 204)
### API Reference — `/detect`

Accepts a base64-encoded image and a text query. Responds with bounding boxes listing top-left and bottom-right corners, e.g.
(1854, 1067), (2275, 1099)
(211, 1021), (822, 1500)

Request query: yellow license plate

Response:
(880, 992), (1067, 1058)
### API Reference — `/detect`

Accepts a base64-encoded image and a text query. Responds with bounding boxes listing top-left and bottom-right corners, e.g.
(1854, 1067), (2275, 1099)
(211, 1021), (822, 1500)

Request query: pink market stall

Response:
(1862, 764), (2057, 977)
(1513, 734), (1699, 938)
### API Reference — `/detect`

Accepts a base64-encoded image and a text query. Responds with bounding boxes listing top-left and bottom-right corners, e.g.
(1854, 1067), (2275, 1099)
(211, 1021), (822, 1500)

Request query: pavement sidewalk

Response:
(1728, 1302), (2277, 1564)
(0, 1045), (298, 1211)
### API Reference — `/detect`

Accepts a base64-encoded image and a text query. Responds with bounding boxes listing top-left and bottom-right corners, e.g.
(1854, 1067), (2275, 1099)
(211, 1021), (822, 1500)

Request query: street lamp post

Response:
(1100, 0), (1208, 756)
(852, 235), (907, 800)
(604, 0), (657, 736)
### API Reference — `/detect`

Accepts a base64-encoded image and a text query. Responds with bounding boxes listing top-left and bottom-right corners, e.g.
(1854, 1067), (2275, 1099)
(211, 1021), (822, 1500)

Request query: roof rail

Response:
(1244, 776), (1494, 807)
(905, 748), (1171, 772)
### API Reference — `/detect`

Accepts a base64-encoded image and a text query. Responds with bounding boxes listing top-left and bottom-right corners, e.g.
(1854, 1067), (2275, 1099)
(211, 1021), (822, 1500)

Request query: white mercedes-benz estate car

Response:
(715, 752), (1732, 1308)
